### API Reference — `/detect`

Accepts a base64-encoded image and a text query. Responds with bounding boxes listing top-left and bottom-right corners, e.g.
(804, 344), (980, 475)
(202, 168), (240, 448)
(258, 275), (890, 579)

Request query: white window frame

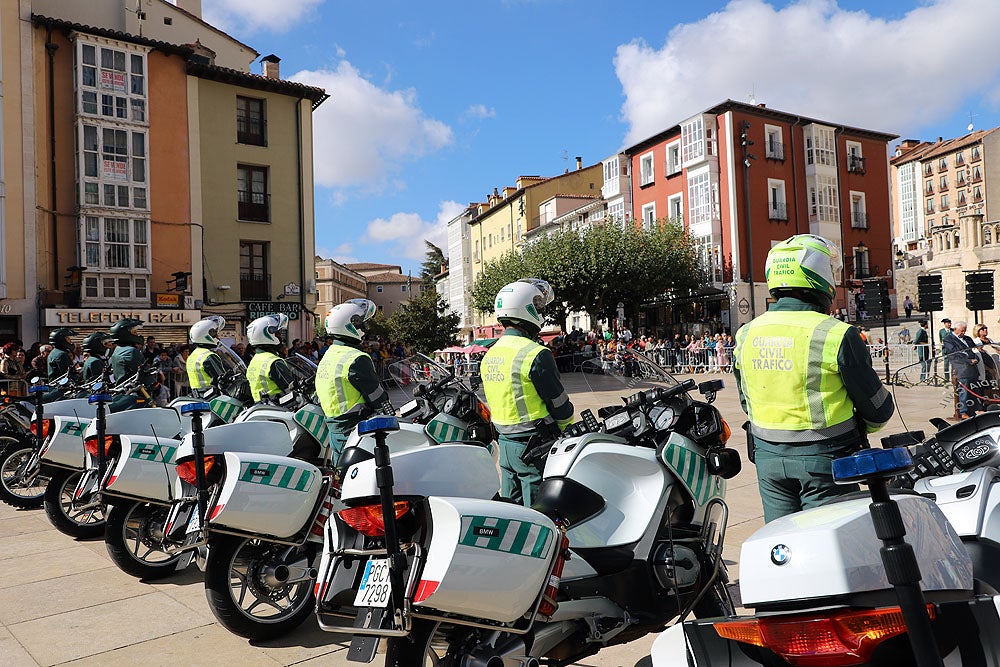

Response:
(641, 202), (656, 229)
(767, 179), (787, 219)
(79, 123), (148, 210)
(83, 274), (148, 302)
(665, 141), (682, 175)
(764, 125), (783, 160)
(667, 193), (683, 226)
(603, 156), (619, 183)
(808, 175), (839, 222)
(850, 191), (867, 228)
(682, 116), (705, 164)
(687, 168), (713, 226)
(639, 151), (655, 186)
(80, 215), (150, 273)
(75, 38), (148, 125)
(607, 200), (625, 226)
(806, 125), (836, 167)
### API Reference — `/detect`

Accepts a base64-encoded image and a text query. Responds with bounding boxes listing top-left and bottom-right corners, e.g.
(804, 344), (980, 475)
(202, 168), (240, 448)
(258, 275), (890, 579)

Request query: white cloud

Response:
(364, 201), (466, 259)
(615, 0), (1000, 145)
(196, 0), (323, 34)
(464, 104), (496, 120)
(316, 243), (357, 264)
(291, 63), (454, 191)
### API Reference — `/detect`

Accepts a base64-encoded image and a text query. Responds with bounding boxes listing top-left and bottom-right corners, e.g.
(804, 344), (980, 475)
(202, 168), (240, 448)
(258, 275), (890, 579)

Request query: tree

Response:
(389, 288), (460, 353)
(470, 221), (702, 327)
(420, 241), (446, 289)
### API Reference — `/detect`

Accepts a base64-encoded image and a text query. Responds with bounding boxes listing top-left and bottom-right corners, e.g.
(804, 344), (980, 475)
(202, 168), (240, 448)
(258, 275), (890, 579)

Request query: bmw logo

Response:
(350, 468), (358, 479)
(770, 544), (791, 566)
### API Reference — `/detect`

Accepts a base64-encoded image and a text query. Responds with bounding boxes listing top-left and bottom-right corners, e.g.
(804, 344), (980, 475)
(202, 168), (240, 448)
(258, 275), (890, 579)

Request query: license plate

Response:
(353, 558), (392, 608)
(186, 507), (202, 534)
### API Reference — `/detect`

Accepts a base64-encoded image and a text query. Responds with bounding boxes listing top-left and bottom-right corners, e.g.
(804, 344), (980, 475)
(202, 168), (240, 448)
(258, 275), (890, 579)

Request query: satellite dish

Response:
(968, 123), (975, 132)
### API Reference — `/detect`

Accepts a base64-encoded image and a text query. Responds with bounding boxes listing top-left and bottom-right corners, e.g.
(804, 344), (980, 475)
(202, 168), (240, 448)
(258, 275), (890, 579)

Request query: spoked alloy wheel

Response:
(204, 535), (315, 641)
(0, 443), (49, 509)
(43, 468), (106, 538)
(105, 500), (183, 580)
(385, 619), (459, 667)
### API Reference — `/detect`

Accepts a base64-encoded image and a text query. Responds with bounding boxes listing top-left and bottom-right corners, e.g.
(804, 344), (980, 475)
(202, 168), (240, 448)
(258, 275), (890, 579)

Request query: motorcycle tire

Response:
(204, 535), (315, 641)
(43, 468), (106, 539)
(385, 618), (452, 667)
(0, 441), (48, 509)
(105, 500), (183, 580)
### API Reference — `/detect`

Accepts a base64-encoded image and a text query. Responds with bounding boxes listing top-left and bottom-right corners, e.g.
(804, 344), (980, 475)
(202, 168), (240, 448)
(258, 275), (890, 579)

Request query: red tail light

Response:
(338, 501), (410, 537)
(84, 434), (118, 457)
(176, 456), (217, 485)
(713, 604), (936, 666)
(30, 419), (53, 438)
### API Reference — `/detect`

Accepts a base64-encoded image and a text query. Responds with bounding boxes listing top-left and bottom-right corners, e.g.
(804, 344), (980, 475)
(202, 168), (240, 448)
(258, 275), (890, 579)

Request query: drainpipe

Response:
(45, 28), (58, 289)
(295, 97), (306, 339)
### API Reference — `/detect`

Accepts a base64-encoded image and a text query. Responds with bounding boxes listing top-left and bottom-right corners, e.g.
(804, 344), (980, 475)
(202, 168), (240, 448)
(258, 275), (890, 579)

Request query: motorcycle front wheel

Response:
(0, 442), (48, 509)
(105, 500), (184, 580)
(43, 468), (106, 538)
(204, 535), (315, 641)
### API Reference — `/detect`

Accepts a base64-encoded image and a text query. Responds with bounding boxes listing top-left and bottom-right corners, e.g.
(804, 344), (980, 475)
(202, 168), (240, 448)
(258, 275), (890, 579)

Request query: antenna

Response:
(748, 84), (757, 106)
(967, 111), (976, 133)
(559, 149), (568, 162)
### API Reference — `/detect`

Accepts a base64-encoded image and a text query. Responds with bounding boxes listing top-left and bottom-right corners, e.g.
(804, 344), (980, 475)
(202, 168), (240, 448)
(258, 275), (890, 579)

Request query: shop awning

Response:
(471, 338), (498, 347)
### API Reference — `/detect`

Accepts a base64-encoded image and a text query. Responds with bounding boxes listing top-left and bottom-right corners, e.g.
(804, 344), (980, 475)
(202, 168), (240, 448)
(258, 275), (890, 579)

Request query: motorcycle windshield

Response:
(285, 353), (318, 382)
(387, 354), (469, 405)
(577, 349), (683, 395)
(216, 344), (247, 371)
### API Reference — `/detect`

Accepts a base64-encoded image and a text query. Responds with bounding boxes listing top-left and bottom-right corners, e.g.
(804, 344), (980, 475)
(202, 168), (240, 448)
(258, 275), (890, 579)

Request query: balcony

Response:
(768, 203), (788, 221)
(238, 191), (270, 222)
(765, 141), (784, 161)
(847, 155), (866, 174)
(236, 117), (267, 146)
(851, 211), (870, 229)
(240, 273), (270, 300)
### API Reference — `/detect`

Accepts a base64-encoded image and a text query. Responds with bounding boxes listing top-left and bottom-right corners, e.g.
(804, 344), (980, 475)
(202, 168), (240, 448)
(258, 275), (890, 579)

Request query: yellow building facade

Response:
(468, 163), (602, 334)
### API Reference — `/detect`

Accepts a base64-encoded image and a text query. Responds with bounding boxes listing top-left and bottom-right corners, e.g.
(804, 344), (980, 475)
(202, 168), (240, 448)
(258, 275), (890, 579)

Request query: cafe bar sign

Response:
(44, 309), (201, 326)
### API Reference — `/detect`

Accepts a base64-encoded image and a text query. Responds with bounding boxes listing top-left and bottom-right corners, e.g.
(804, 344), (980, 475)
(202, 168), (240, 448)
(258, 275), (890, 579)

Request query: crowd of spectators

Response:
(546, 327), (736, 375)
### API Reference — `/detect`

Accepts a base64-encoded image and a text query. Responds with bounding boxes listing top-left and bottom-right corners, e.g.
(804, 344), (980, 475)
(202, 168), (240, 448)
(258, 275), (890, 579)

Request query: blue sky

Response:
(200, 0), (1000, 273)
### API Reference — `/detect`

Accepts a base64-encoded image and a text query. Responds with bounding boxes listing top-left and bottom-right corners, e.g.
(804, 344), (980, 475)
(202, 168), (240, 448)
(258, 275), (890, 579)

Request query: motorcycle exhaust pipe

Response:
(462, 638), (537, 667)
(262, 562), (318, 588)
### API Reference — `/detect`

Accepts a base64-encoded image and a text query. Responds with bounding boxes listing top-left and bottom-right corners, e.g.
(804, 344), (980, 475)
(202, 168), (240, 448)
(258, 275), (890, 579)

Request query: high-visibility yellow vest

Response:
(316, 345), (366, 418)
(246, 351), (282, 402)
(481, 335), (549, 431)
(186, 347), (217, 390)
(735, 311), (855, 442)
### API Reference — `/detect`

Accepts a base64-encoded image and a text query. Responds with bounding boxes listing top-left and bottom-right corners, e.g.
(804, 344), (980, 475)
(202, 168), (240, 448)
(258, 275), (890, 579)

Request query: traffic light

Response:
(966, 271), (995, 311)
(917, 274), (943, 313)
(862, 279), (890, 319)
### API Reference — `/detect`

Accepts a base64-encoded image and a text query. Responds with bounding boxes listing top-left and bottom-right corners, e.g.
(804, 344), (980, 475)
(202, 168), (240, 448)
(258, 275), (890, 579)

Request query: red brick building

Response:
(626, 99), (897, 332)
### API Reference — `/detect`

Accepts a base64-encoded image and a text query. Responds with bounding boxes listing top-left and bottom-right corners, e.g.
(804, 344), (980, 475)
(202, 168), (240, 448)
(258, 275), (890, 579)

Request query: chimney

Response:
(174, 0), (202, 18)
(261, 54), (281, 80)
(575, 156), (582, 170)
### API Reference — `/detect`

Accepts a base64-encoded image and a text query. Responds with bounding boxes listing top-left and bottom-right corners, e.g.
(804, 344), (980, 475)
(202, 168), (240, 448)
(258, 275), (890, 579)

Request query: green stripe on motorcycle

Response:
(459, 515), (552, 560)
(129, 444), (178, 463)
(238, 461), (315, 492)
(60, 421), (86, 436)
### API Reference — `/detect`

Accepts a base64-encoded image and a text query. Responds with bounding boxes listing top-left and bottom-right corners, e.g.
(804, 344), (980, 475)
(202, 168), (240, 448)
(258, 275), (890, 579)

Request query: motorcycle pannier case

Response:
(414, 496), (557, 623)
(209, 452), (323, 539)
(104, 435), (182, 502)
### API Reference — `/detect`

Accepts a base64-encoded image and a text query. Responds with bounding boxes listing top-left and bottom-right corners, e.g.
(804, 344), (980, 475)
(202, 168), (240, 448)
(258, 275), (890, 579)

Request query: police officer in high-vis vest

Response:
(47, 328), (77, 379)
(734, 234), (894, 523)
(316, 299), (393, 464)
(245, 313), (295, 403)
(186, 316), (227, 396)
(481, 279), (574, 506)
(108, 318), (147, 411)
(81, 332), (111, 383)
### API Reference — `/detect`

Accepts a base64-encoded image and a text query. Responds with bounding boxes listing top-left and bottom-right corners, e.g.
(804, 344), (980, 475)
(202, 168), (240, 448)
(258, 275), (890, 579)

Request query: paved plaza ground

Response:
(0, 373), (953, 666)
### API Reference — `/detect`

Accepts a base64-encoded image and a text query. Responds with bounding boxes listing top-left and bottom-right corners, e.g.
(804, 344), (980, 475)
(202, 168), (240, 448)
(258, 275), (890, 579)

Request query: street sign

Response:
(245, 301), (302, 321)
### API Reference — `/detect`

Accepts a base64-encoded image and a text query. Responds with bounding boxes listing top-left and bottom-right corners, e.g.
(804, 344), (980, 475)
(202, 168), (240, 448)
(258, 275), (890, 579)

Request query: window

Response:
(974, 185), (983, 201)
(956, 151), (965, 166)
(641, 202), (656, 229)
(805, 126), (836, 166)
(237, 165), (269, 222)
(940, 194), (950, 210)
(81, 215), (149, 272)
(853, 246), (870, 279)
(376, 285), (383, 293)
(639, 152), (654, 186)
(695, 235), (721, 282)
(239, 241), (270, 299)
(607, 200), (625, 225)
(925, 180), (934, 195)
(237, 96), (266, 146)
(765, 125), (784, 160)
(687, 170), (714, 226)
(972, 146), (982, 160)
(83, 275), (147, 301)
(603, 157), (618, 183)
(957, 171), (967, 186)
(926, 198), (935, 213)
(846, 141), (865, 173)
(76, 40), (147, 124)
(401, 284), (407, 292)
(768, 179), (787, 220)
(938, 157), (948, 171)
(80, 124), (148, 210)
(972, 165), (983, 181)
(958, 190), (967, 205)
(850, 191), (867, 228)
(667, 194), (683, 226)
(681, 116), (714, 164)
(665, 141), (681, 175)
(924, 163), (933, 176)
(808, 175), (839, 222)
(939, 175), (948, 190)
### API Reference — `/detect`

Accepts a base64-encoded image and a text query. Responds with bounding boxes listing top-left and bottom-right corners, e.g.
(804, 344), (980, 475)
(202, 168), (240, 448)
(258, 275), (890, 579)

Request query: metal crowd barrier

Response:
(0, 379), (28, 397)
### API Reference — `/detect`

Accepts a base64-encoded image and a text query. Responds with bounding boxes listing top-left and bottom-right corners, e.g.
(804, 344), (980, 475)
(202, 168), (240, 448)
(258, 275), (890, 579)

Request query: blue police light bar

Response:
(832, 447), (914, 484)
(180, 401), (212, 415)
(29, 385), (50, 394)
(88, 394), (113, 404)
(357, 415), (400, 436)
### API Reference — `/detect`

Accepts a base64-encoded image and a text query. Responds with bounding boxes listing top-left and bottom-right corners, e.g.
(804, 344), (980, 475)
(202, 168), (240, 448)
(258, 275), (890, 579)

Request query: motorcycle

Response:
(193, 353), (496, 641)
(314, 352), (741, 665)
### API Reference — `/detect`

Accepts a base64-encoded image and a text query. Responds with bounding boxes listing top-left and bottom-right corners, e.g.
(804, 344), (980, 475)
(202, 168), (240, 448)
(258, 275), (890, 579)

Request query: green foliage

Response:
(365, 311), (396, 342)
(420, 241), (446, 289)
(389, 288), (460, 353)
(470, 220), (703, 326)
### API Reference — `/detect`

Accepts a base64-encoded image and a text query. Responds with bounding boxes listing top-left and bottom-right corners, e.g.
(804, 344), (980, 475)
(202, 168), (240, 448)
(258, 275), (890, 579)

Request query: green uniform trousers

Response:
(754, 447), (859, 523)
(498, 432), (543, 507)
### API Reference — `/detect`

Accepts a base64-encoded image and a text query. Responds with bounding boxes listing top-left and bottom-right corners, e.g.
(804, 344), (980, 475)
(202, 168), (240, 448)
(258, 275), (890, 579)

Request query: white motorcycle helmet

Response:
(247, 313), (289, 347)
(495, 279), (553, 335)
(189, 316), (226, 347)
(325, 299), (377, 343)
